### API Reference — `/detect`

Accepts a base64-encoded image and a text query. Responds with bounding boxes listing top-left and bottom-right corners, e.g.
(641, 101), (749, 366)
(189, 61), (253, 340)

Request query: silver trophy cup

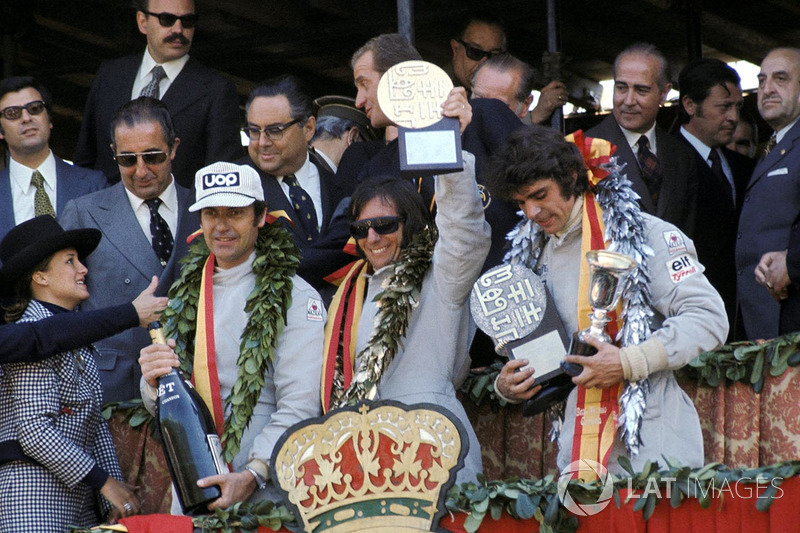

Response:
(563, 250), (637, 375)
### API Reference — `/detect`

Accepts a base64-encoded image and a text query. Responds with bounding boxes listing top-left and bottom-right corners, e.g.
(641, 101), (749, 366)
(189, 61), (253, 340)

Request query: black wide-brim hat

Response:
(0, 215), (101, 296)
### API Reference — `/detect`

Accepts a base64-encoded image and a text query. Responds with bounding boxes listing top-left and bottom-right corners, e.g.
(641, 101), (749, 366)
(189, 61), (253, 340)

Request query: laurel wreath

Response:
(160, 221), (299, 462)
(332, 224), (437, 408)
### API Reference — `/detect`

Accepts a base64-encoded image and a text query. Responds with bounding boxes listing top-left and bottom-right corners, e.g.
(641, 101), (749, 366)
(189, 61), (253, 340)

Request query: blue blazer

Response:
(0, 157), (107, 241)
(74, 54), (243, 188)
(736, 119), (800, 339)
(58, 182), (199, 402)
(586, 114), (699, 237)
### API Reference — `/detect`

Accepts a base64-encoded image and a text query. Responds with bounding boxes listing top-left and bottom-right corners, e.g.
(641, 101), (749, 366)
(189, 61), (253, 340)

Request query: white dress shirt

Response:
(123, 178), (179, 244)
(620, 123), (659, 156)
(130, 48), (190, 100)
(276, 153), (323, 232)
(10, 150), (57, 224)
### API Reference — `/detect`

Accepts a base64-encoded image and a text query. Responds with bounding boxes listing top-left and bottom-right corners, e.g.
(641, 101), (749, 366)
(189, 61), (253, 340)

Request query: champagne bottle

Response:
(148, 321), (224, 515)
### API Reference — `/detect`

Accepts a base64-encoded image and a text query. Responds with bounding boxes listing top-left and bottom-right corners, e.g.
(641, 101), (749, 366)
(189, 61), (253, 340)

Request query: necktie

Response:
(708, 148), (734, 208)
(145, 198), (174, 266)
(636, 135), (663, 209)
(139, 65), (167, 99)
(284, 174), (319, 240)
(31, 170), (56, 218)
(763, 133), (777, 158)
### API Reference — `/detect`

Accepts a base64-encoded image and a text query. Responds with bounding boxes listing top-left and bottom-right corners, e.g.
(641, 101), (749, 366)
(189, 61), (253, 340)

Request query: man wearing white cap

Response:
(138, 161), (325, 511)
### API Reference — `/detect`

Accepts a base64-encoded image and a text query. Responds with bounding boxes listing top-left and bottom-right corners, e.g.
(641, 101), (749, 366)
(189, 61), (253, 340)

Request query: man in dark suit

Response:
(587, 43), (698, 237)
(238, 75), (353, 298)
(60, 97), (199, 402)
(676, 58), (754, 340)
(74, 0), (242, 187)
(746, 48), (800, 339)
(0, 77), (106, 241)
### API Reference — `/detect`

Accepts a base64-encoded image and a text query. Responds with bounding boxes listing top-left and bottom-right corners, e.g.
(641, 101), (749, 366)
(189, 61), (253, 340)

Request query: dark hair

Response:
(131, 0), (196, 12)
(3, 254), (52, 322)
(489, 125), (588, 201)
(313, 115), (360, 142)
(614, 43), (670, 91)
(245, 74), (313, 125)
(252, 200), (267, 225)
(454, 11), (507, 50)
(0, 77), (53, 135)
(472, 53), (534, 104)
(109, 96), (177, 147)
(678, 58), (741, 124)
(348, 176), (432, 253)
(350, 34), (422, 75)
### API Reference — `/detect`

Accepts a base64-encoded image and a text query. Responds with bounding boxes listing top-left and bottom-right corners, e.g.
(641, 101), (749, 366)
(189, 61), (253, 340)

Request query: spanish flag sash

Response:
(321, 259), (370, 412)
(566, 131), (623, 479)
(191, 253), (226, 437)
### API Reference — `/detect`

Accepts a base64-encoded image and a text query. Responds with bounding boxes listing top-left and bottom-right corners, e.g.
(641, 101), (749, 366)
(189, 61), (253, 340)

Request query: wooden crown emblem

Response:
(270, 400), (467, 532)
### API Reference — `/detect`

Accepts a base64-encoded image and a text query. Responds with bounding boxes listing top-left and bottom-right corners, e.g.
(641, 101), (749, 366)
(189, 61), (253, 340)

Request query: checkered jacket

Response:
(0, 300), (124, 530)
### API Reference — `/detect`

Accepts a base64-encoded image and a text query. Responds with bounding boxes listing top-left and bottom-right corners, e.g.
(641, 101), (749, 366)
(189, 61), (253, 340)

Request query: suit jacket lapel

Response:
(0, 169), (15, 235)
(55, 157), (77, 214)
(750, 120), (800, 190)
(161, 58), (206, 116)
(602, 116), (655, 213)
(263, 173), (307, 241)
(93, 184), (163, 279)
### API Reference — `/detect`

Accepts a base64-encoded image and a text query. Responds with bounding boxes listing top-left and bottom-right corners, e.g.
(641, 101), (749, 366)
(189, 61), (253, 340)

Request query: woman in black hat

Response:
(0, 216), (139, 531)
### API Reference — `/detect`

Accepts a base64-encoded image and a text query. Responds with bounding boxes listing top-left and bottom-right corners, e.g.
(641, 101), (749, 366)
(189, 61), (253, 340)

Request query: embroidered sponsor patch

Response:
(306, 297), (324, 321)
(201, 171), (240, 190)
(478, 184), (492, 209)
(666, 254), (699, 284)
(662, 230), (687, 255)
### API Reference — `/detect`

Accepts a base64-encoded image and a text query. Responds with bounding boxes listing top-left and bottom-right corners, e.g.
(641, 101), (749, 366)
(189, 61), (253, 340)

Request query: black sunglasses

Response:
(114, 150), (168, 167)
(144, 10), (198, 28)
(350, 216), (405, 239)
(0, 100), (46, 121)
(457, 39), (504, 62)
(242, 118), (303, 142)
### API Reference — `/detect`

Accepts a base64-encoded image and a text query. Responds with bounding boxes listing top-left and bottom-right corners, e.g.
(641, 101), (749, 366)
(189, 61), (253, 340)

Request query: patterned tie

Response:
(636, 135), (663, 209)
(139, 65), (167, 99)
(284, 174), (319, 240)
(31, 170), (56, 218)
(762, 133), (777, 158)
(708, 148), (734, 208)
(145, 198), (174, 266)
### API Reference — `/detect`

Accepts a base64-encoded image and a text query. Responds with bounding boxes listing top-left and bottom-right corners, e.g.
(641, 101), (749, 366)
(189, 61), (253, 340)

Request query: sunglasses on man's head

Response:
(144, 10), (198, 28)
(0, 100), (46, 121)
(350, 216), (405, 239)
(114, 150), (168, 167)
(456, 39), (504, 62)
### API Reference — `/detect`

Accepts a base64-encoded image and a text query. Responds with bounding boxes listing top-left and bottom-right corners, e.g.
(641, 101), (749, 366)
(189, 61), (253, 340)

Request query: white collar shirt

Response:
(9, 150), (58, 224)
(123, 177), (179, 245)
(277, 153), (323, 232)
(130, 48), (190, 100)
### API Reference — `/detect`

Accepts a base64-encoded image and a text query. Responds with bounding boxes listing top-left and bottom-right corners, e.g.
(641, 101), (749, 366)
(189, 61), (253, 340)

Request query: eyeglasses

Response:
(0, 100), (46, 121)
(350, 216), (405, 239)
(456, 39), (504, 62)
(242, 118), (303, 142)
(143, 10), (198, 28)
(114, 150), (168, 167)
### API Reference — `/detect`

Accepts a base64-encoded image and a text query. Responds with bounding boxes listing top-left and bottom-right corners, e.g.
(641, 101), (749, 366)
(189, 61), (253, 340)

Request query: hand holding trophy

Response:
(562, 250), (636, 376)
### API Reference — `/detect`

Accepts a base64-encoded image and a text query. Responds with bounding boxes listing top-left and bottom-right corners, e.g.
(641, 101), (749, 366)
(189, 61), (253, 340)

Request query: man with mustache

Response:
(586, 43), (698, 237)
(0, 76), (106, 241)
(75, 0), (242, 188)
(743, 48), (800, 337)
(676, 58), (754, 341)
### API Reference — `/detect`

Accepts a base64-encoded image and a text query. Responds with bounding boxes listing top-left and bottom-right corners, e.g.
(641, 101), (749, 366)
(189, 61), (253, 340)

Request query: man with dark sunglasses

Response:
(449, 13), (507, 91)
(75, 0), (242, 188)
(61, 97), (199, 403)
(0, 76), (107, 242)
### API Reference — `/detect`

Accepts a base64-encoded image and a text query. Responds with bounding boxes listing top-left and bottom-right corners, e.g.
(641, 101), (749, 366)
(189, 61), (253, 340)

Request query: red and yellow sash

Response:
(321, 259), (370, 412)
(191, 253), (226, 437)
(566, 131), (623, 479)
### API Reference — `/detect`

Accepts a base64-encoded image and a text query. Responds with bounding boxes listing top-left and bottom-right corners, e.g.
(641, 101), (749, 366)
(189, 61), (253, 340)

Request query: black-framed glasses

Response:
(114, 150), (168, 167)
(143, 10), (198, 28)
(242, 118), (303, 142)
(456, 39), (504, 62)
(350, 216), (405, 239)
(0, 100), (46, 121)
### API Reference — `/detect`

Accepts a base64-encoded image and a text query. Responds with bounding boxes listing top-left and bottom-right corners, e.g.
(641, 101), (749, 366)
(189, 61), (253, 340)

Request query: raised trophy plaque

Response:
(470, 264), (573, 414)
(376, 60), (463, 176)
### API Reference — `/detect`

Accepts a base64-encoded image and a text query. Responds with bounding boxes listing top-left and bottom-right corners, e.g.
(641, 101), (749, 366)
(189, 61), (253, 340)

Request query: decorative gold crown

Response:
(271, 401), (466, 532)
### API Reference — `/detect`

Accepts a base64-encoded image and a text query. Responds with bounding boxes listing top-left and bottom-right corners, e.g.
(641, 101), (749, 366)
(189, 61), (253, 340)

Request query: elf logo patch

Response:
(306, 297), (324, 321)
(662, 230), (686, 255)
(202, 172), (240, 189)
(478, 184), (492, 210)
(666, 254), (698, 284)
